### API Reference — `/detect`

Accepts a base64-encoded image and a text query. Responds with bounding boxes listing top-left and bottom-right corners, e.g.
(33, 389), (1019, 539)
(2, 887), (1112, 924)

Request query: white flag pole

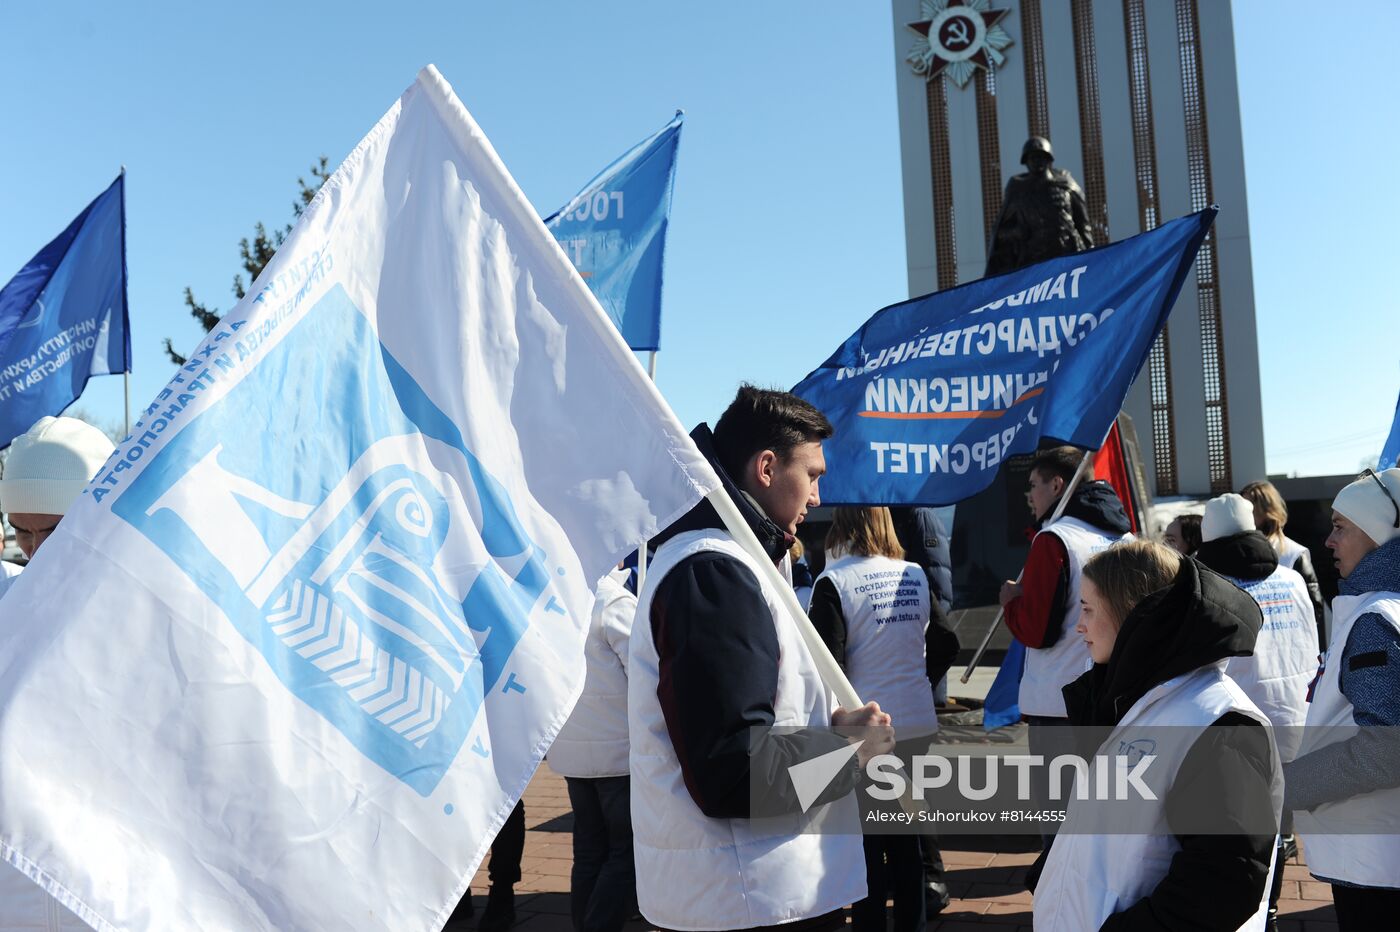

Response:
(959, 450), (1094, 684)
(634, 350), (661, 592)
(705, 487), (861, 710)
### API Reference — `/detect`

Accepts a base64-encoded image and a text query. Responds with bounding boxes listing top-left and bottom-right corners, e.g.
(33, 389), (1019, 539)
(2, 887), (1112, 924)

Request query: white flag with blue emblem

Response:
(0, 65), (718, 931)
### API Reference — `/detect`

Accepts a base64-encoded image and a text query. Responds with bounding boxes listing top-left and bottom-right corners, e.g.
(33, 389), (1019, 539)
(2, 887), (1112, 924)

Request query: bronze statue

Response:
(984, 137), (1094, 277)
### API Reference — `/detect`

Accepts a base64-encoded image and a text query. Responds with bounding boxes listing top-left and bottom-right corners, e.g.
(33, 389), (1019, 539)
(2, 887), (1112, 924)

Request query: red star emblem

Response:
(907, 0), (1012, 83)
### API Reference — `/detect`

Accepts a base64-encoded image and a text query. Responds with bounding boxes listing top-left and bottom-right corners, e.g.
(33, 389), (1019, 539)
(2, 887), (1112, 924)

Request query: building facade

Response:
(892, 0), (1264, 496)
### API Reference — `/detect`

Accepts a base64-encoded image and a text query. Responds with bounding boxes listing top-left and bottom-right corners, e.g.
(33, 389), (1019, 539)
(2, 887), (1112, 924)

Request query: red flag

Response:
(1093, 420), (1140, 534)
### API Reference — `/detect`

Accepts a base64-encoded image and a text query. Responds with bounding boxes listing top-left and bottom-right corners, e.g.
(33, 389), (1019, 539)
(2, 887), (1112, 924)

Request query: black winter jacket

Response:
(1032, 557), (1277, 932)
(645, 425), (859, 820)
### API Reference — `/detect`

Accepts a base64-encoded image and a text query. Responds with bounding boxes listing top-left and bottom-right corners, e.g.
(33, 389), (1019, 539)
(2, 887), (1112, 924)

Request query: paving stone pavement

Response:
(454, 765), (1337, 932)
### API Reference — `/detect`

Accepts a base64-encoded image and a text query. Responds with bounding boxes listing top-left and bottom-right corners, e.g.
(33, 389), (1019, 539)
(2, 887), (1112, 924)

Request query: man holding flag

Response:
(629, 384), (892, 932)
(998, 445), (1132, 838)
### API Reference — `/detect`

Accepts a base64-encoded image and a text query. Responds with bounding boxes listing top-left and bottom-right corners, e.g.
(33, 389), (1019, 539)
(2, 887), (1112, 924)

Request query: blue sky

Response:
(0, 1), (1394, 480)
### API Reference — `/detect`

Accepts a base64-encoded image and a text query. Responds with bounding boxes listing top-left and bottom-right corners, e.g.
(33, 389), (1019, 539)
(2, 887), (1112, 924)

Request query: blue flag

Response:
(1383, 387), (1400, 470)
(545, 112), (682, 352)
(793, 209), (1215, 505)
(0, 173), (130, 448)
(981, 640), (1026, 730)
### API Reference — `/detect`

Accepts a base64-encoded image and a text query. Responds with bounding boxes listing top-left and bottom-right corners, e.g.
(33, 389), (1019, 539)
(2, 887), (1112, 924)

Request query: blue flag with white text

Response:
(545, 112), (682, 352)
(1382, 387), (1400, 470)
(0, 174), (130, 448)
(793, 209), (1215, 505)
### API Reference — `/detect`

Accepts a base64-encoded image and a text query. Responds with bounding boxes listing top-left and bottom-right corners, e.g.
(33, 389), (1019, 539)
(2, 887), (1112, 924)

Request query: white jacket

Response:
(1294, 591), (1400, 888)
(628, 529), (865, 931)
(1221, 566), (1317, 761)
(815, 553), (938, 736)
(1019, 517), (1131, 717)
(549, 569), (636, 778)
(1033, 665), (1277, 931)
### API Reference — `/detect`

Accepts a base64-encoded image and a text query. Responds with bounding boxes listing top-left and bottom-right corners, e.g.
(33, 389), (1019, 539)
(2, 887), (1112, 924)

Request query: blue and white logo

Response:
(113, 285), (558, 795)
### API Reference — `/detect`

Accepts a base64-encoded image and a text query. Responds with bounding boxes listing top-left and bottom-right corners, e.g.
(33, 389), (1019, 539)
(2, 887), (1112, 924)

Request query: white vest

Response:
(1034, 665), (1278, 931)
(815, 554), (939, 736)
(1221, 566), (1318, 761)
(1019, 517), (1131, 718)
(1294, 590), (1400, 888)
(1277, 537), (1308, 573)
(549, 570), (636, 778)
(628, 530), (866, 931)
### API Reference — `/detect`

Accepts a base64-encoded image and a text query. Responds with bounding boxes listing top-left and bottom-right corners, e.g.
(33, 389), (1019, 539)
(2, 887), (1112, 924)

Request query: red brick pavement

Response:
(457, 766), (1337, 931)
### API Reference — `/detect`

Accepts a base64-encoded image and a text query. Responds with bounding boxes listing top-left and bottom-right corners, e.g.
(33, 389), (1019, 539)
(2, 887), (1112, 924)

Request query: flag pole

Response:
(635, 350), (659, 592)
(121, 163), (131, 439)
(705, 486), (861, 709)
(959, 450), (1094, 684)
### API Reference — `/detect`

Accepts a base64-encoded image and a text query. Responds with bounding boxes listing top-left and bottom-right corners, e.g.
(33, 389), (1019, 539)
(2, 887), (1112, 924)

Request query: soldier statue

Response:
(985, 136), (1094, 277)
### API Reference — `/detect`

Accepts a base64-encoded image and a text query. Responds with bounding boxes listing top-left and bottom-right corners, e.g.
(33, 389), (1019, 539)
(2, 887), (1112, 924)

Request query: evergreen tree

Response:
(163, 157), (330, 364)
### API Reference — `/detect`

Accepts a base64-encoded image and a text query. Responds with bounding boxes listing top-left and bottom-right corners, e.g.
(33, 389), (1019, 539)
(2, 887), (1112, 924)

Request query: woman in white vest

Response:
(1285, 467), (1400, 929)
(1032, 540), (1280, 931)
(548, 566), (638, 932)
(1193, 493), (1318, 928)
(1241, 480), (1328, 650)
(809, 507), (943, 932)
(1194, 494), (1317, 759)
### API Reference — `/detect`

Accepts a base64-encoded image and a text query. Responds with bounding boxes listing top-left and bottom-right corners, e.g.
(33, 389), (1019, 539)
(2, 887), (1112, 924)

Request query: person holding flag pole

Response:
(628, 384), (896, 932)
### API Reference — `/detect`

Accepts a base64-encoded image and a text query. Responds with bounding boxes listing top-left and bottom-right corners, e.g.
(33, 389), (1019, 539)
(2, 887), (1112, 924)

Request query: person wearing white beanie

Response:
(0, 415), (116, 928)
(1194, 493), (1318, 927)
(0, 415), (115, 563)
(1284, 467), (1400, 929)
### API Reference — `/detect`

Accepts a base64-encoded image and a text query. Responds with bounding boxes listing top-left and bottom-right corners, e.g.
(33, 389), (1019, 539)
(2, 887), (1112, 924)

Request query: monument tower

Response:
(892, 0), (1265, 496)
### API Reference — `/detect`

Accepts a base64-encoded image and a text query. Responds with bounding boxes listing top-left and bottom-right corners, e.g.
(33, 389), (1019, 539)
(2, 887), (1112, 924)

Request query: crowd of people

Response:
(2, 392), (1398, 932)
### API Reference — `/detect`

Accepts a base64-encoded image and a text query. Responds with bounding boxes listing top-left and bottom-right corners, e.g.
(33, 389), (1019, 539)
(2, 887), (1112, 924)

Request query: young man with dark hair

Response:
(628, 384), (893, 932)
(998, 445), (1131, 840)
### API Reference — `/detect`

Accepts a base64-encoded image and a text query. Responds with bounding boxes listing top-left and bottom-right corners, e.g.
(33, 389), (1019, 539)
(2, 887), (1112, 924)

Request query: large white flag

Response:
(0, 65), (718, 930)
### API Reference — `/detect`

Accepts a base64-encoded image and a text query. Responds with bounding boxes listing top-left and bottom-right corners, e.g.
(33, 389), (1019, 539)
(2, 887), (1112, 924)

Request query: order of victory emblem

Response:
(906, 0), (1014, 89)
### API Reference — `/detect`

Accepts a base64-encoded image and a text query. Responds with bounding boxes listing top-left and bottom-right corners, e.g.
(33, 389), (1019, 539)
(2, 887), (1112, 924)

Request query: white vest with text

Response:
(1019, 516), (1131, 718)
(628, 529), (866, 931)
(1221, 565), (1317, 761)
(1294, 590), (1400, 888)
(816, 554), (940, 736)
(1033, 665), (1278, 931)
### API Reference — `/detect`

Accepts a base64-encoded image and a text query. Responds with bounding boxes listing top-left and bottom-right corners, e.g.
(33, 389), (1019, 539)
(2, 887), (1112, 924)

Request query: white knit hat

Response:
(1333, 468), (1400, 547)
(1202, 492), (1256, 543)
(0, 416), (116, 515)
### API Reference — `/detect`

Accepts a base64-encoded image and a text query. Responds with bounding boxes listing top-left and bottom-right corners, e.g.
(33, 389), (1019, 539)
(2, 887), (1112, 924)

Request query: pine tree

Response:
(163, 157), (331, 365)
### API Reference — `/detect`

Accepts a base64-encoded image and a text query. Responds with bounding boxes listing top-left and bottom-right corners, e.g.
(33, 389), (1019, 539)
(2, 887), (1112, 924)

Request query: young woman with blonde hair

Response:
(809, 507), (948, 930)
(1031, 540), (1280, 931)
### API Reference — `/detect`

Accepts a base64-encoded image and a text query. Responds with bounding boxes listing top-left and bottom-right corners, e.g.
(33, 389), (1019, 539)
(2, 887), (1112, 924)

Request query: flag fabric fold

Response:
(0, 173), (130, 448)
(792, 209), (1216, 506)
(0, 65), (716, 931)
(544, 112), (682, 352)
